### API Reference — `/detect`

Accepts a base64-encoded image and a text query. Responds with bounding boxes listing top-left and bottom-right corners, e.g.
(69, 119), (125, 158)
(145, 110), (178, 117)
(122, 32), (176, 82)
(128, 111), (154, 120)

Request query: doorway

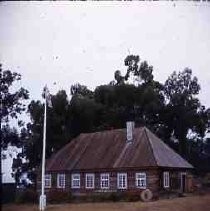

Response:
(181, 172), (186, 192)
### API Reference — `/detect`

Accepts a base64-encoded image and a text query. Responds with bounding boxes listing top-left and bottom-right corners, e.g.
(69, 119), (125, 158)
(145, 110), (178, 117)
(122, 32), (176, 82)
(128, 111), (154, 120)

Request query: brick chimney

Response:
(126, 121), (135, 143)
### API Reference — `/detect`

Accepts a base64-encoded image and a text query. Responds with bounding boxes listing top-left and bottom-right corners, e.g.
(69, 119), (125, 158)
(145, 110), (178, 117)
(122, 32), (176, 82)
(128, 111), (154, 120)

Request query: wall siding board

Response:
(37, 168), (192, 198)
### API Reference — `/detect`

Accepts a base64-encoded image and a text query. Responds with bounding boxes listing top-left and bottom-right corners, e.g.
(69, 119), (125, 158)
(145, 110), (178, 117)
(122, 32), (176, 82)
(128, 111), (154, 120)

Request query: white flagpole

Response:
(39, 92), (47, 210)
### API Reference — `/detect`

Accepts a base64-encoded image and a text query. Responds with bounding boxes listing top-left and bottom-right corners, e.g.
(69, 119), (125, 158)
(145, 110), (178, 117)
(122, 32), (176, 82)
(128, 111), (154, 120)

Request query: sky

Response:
(1, 1), (210, 182)
(2, 146), (22, 183)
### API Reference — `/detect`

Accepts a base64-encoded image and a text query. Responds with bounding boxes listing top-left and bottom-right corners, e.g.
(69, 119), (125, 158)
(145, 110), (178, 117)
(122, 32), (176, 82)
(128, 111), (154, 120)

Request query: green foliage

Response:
(123, 192), (141, 202)
(24, 90), (71, 172)
(108, 192), (121, 202)
(116, 54), (154, 85)
(0, 64), (29, 123)
(48, 90), (70, 151)
(1, 125), (20, 149)
(0, 64), (29, 199)
(15, 189), (38, 204)
(164, 68), (200, 101)
(163, 68), (208, 157)
(80, 192), (140, 202)
(94, 84), (138, 128)
(14, 54), (210, 182)
(69, 94), (103, 136)
(47, 190), (72, 204)
(202, 173), (210, 187)
(0, 63), (29, 154)
(114, 70), (124, 85)
(70, 83), (93, 98)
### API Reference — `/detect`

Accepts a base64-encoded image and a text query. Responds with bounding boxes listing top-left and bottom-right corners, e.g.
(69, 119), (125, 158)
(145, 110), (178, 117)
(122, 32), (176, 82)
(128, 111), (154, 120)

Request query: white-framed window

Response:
(85, 173), (95, 189)
(117, 173), (127, 189)
(163, 171), (170, 188)
(57, 174), (65, 188)
(136, 172), (146, 189)
(71, 174), (80, 189)
(100, 173), (109, 189)
(45, 174), (51, 188)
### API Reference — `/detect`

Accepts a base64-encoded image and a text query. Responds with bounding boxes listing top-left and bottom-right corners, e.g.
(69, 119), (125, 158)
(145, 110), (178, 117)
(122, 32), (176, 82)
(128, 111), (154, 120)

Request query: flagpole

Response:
(39, 92), (47, 211)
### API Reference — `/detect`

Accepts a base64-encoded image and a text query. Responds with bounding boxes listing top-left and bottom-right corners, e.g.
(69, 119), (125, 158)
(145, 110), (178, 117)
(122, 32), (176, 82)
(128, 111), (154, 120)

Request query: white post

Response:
(39, 96), (47, 210)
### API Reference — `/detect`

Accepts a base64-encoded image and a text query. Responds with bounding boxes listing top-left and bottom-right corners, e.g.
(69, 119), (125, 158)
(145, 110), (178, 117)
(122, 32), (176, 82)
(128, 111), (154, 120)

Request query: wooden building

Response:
(39, 122), (193, 200)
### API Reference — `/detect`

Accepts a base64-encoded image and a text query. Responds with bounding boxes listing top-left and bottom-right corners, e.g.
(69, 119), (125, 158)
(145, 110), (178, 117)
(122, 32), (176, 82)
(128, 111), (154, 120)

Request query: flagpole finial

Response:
(42, 86), (52, 108)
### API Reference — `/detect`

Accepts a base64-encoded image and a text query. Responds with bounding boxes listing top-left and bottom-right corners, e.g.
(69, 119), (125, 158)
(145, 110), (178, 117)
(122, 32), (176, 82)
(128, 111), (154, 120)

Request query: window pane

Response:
(136, 173), (146, 189)
(117, 173), (127, 189)
(86, 173), (94, 189)
(163, 172), (169, 188)
(57, 174), (65, 188)
(45, 174), (51, 188)
(101, 173), (109, 189)
(72, 174), (80, 188)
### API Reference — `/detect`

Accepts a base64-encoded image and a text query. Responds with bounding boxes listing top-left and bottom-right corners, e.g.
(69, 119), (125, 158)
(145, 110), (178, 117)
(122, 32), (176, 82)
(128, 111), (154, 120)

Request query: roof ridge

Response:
(128, 127), (147, 166)
(145, 128), (193, 169)
(79, 127), (142, 136)
(144, 127), (158, 167)
(113, 142), (130, 168)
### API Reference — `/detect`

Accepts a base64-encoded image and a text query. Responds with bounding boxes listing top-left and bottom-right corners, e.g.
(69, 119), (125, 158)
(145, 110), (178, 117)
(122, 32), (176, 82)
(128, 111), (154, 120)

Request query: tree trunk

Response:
(179, 134), (187, 159)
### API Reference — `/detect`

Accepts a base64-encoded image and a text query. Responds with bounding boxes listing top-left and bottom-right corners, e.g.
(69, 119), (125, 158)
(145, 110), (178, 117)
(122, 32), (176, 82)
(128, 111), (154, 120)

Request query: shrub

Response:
(107, 192), (122, 202)
(47, 189), (72, 204)
(203, 173), (210, 187)
(71, 192), (122, 203)
(15, 188), (38, 204)
(123, 192), (140, 202)
(178, 192), (185, 197)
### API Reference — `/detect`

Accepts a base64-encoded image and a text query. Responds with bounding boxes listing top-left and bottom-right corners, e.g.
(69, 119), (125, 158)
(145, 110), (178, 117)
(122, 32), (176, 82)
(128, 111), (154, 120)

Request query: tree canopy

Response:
(0, 64), (29, 198)
(1, 55), (210, 187)
(0, 64), (29, 125)
(21, 56), (210, 180)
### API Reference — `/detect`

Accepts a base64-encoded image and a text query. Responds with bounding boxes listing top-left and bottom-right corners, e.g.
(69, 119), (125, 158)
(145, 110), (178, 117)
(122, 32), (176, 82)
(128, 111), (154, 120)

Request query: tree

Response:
(112, 55), (164, 131)
(70, 83), (93, 98)
(94, 84), (136, 128)
(70, 84), (103, 136)
(47, 90), (71, 152)
(24, 90), (71, 173)
(0, 64), (29, 197)
(116, 54), (154, 85)
(163, 68), (207, 157)
(11, 54), (210, 184)
(94, 83), (164, 132)
(1, 125), (20, 148)
(19, 86), (99, 184)
(95, 55), (164, 132)
(114, 70), (124, 85)
(0, 64), (29, 124)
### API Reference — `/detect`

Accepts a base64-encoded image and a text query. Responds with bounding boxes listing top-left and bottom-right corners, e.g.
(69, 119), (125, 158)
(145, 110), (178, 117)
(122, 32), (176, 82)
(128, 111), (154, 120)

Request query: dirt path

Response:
(3, 194), (210, 211)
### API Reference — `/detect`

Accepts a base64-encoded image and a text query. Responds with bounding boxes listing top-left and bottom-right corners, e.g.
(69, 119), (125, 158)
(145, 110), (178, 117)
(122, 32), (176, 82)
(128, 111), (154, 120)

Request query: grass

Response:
(3, 194), (210, 211)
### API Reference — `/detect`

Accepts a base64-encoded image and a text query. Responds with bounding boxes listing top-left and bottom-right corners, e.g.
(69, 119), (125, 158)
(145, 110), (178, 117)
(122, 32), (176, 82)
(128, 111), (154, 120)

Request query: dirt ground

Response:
(3, 194), (210, 211)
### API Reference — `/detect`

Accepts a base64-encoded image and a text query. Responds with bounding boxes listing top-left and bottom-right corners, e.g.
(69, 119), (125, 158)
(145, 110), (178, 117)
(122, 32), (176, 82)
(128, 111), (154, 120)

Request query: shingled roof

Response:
(46, 127), (193, 171)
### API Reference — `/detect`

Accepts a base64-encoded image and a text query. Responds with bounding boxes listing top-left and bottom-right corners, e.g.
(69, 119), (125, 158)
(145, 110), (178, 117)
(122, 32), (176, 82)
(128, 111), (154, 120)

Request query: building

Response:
(39, 122), (193, 200)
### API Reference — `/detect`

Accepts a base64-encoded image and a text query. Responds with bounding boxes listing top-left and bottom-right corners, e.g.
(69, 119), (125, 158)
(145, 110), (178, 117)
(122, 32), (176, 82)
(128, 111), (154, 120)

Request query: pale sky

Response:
(1, 2), (210, 182)
(1, 2), (210, 106)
